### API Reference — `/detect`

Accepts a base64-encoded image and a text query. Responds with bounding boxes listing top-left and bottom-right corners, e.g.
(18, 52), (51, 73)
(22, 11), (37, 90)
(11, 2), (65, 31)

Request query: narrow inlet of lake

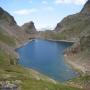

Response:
(17, 39), (78, 82)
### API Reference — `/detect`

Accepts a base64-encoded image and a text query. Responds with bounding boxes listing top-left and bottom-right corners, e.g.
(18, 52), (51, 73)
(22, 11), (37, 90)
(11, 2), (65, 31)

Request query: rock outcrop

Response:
(21, 21), (37, 34)
(0, 7), (16, 25)
(81, 0), (90, 15)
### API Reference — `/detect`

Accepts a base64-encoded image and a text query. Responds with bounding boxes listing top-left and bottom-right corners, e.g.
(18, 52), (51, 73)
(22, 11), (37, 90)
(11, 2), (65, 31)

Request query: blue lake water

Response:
(17, 39), (78, 81)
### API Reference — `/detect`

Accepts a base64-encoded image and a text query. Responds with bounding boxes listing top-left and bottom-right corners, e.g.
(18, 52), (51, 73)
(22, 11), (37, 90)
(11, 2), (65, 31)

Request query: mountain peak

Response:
(81, 0), (90, 15)
(0, 7), (16, 25)
(0, 7), (3, 11)
(21, 21), (37, 34)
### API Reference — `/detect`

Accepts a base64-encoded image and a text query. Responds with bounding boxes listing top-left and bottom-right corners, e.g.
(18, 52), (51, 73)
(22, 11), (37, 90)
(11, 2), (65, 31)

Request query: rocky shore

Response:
(64, 55), (86, 74)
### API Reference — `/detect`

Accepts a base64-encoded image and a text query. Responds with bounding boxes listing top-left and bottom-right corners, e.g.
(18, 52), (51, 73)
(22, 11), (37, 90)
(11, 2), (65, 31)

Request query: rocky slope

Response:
(41, 0), (90, 42)
(21, 21), (38, 39)
(0, 7), (30, 45)
(54, 0), (90, 41)
(21, 21), (37, 34)
(0, 7), (30, 64)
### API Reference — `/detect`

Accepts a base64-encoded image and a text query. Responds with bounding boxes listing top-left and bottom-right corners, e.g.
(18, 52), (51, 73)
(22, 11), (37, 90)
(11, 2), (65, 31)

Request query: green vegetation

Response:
(68, 75), (90, 89)
(21, 79), (81, 90)
(0, 27), (16, 46)
(0, 49), (10, 65)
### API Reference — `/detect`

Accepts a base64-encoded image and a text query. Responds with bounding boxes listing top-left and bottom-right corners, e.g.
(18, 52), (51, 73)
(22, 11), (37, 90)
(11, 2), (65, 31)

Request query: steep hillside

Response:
(41, 0), (90, 41)
(21, 21), (37, 34)
(0, 7), (29, 45)
(21, 21), (37, 39)
(52, 0), (90, 41)
(59, 1), (90, 89)
(0, 7), (30, 65)
(0, 7), (16, 25)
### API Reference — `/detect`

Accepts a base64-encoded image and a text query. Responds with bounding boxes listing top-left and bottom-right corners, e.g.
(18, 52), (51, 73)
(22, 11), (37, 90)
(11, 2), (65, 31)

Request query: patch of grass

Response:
(0, 49), (10, 65)
(0, 27), (16, 46)
(68, 75), (90, 89)
(21, 79), (81, 90)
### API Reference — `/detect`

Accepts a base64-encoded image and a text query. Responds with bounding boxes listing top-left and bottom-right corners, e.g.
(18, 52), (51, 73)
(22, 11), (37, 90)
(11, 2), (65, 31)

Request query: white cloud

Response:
(14, 9), (38, 15)
(42, 1), (48, 4)
(55, 0), (87, 5)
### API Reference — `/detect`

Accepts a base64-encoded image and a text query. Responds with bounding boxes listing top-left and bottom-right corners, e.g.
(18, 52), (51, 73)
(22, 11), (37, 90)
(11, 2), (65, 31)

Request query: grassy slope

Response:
(0, 27), (16, 46)
(67, 75), (90, 90)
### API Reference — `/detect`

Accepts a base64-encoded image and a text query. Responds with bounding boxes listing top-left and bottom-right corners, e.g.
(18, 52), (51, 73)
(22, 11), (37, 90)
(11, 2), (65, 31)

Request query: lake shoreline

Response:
(17, 39), (79, 82)
(64, 55), (85, 74)
(16, 39), (83, 75)
(16, 39), (34, 49)
(15, 39), (59, 84)
(42, 39), (75, 43)
(16, 39), (74, 49)
(45, 39), (85, 74)
(43, 39), (85, 75)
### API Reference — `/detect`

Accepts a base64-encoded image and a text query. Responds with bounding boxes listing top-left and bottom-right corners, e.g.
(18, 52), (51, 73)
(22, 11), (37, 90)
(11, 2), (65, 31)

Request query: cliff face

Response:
(21, 21), (37, 34)
(81, 0), (90, 15)
(0, 7), (29, 45)
(0, 7), (16, 25)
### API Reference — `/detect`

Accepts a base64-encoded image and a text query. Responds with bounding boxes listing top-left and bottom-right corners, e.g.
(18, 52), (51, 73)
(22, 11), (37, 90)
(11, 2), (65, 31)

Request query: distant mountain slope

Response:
(53, 0), (90, 41)
(0, 7), (16, 25)
(0, 7), (29, 45)
(21, 21), (37, 34)
(0, 7), (30, 66)
(39, 0), (90, 41)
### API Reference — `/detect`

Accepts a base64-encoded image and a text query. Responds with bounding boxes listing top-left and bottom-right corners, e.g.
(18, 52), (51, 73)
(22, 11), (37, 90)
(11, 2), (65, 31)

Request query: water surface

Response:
(17, 39), (78, 81)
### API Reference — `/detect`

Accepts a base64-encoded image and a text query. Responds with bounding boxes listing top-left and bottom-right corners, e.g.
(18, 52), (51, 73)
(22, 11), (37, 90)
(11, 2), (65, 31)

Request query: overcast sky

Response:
(0, 0), (87, 30)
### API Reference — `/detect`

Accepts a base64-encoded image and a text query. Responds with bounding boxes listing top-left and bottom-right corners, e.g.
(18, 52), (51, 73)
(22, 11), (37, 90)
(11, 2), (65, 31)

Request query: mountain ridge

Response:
(0, 7), (16, 25)
(21, 21), (37, 34)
